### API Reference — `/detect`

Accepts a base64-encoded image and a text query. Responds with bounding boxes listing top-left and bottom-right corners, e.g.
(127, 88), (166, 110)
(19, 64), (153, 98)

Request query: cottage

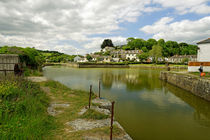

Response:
(188, 38), (210, 72)
(102, 46), (115, 52)
(125, 50), (141, 61)
(168, 55), (197, 63)
(74, 56), (81, 62)
(111, 49), (142, 61)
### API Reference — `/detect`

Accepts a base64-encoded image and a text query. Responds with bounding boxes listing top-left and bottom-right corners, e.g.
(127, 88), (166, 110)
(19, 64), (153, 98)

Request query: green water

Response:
(43, 66), (210, 140)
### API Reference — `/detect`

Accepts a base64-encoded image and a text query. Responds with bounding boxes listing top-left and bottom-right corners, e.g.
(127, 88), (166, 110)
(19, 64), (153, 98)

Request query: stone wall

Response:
(0, 54), (20, 74)
(160, 71), (210, 102)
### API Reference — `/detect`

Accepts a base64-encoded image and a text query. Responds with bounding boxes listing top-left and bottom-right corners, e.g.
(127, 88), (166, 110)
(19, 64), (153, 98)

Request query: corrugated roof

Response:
(197, 38), (210, 44)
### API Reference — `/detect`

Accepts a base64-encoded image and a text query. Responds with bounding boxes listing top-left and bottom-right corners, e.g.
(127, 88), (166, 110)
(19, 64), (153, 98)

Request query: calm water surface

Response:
(43, 66), (210, 140)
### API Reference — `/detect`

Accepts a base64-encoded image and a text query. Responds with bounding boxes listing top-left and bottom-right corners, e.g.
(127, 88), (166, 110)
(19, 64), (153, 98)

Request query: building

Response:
(188, 38), (210, 72)
(111, 50), (142, 61)
(74, 56), (81, 62)
(103, 56), (112, 63)
(168, 55), (197, 63)
(0, 54), (20, 75)
(102, 46), (115, 52)
(197, 38), (210, 62)
(125, 50), (142, 61)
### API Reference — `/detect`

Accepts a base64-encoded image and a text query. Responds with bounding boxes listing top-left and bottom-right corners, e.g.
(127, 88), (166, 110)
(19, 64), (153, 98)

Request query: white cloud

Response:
(140, 16), (210, 43)
(152, 0), (210, 14)
(0, 0), (209, 54)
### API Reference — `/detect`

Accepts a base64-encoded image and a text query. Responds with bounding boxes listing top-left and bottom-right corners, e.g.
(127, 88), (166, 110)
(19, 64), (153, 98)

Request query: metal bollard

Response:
(99, 80), (101, 98)
(89, 85), (92, 109)
(110, 101), (115, 140)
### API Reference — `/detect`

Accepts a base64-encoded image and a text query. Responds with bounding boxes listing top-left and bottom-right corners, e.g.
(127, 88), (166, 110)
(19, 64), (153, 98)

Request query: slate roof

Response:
(197, 38), (210, 44)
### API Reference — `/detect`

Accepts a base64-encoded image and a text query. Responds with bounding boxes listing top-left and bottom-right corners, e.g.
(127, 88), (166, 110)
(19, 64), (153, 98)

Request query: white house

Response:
(197, 38), (210, 62)
(102, 46), (115, 52)
(74, 56), (81, 62)
(125, 50), (141, 61)
(188, 38), (210, 72)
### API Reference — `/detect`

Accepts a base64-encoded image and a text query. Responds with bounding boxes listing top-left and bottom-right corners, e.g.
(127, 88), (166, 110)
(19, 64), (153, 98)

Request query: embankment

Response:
(160, 71), (210, 102)
(129, 64), (187, 69)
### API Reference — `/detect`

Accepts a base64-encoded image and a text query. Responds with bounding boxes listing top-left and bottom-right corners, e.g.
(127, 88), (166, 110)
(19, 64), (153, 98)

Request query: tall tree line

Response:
(122, 38), (197, 57)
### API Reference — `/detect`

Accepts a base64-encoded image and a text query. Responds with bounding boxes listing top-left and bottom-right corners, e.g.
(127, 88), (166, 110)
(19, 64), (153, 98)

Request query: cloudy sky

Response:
(0, 0), (210, 55)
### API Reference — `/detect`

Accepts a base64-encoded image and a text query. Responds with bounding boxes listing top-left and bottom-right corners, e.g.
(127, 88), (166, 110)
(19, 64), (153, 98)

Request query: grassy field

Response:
(0, 76), (54, 139)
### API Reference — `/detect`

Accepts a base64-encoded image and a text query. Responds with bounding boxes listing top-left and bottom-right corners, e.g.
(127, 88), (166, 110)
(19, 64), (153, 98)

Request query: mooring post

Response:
(99, 79), (101, 99)
(110, 101), (115, 140)
(89, 85), (92, 109)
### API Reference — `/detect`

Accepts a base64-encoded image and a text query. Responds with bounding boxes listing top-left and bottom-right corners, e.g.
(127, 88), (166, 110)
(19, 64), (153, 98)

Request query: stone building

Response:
(0, 54), (20, 74)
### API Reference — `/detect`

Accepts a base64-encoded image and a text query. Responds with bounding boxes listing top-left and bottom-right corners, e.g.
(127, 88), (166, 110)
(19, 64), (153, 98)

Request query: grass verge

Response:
(0, 76), (54, 140)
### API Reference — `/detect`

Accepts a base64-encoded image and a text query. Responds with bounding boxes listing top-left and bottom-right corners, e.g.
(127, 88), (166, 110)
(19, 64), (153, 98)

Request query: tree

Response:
(138, 52), (149, 62)
(147, 38), (157, 50)
(101, 39), (114, 49)
(141, 47), (148, 52)
(86, 54), (92, 61)
(149, 45), (163, 64)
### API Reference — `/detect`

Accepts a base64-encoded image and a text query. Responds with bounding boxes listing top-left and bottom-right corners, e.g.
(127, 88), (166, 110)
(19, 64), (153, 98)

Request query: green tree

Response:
(141, 47), (148, 52)
(147, 38), (157, 50)
(86, 54), (92, 61)
(149, 45), (163, 64)
(138, 52), (149, 62)
(101, 39), (114, 49)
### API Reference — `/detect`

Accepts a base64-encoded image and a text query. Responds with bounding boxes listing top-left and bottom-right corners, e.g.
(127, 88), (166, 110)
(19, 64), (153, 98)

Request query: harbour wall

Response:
(160, 71), (210, 102)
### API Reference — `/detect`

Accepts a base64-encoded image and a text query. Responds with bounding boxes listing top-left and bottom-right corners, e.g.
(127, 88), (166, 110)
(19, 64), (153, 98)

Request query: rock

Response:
(78, 106), (111, 116)
(67, 119), (111, 131)
(92, 98), (112, 111)
(27, 76), (48, 82)
(47, 103), (70, 116)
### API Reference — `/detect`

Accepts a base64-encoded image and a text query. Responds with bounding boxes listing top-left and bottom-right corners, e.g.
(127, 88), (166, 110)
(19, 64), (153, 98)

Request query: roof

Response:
(197, 38), (210, 44)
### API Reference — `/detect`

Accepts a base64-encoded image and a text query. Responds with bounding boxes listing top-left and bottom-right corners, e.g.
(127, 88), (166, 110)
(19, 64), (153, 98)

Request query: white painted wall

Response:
(188, 66), (210, 72)
(197, 43), (210, 62)
(126, 54), (137, 60)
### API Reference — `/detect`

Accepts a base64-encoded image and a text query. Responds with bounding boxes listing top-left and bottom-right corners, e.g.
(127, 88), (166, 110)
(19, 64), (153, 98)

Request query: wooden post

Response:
(110, 101), (115, 140)
(89, 85), (92, 109)
(99, 80), (101, 98)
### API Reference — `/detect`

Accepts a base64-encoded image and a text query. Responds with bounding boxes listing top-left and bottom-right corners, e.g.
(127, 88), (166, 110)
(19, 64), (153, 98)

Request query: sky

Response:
(0, 0), (210, 55)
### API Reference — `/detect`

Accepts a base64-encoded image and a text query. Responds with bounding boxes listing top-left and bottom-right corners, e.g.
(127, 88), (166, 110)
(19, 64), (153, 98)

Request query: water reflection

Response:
(100, 69), (161, 91)
(164, 82), (210, 127)
(43, 66), (210, 140)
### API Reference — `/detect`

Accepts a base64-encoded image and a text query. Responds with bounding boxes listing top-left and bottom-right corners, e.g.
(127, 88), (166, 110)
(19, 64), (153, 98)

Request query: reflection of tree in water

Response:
(100, 69), (162, 91)
(101, 72), (114, 89)
(164, 82), (210, 127)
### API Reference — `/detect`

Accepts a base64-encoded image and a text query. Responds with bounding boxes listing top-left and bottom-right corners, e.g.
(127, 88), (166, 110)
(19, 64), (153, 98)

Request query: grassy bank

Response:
(40, 80), (126, 139)
(0, 76), (54, 139)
